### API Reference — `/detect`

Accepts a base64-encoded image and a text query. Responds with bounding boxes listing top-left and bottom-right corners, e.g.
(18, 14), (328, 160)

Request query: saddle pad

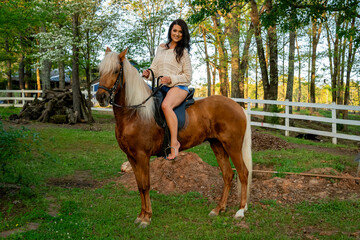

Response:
(153, 87), (194, 130)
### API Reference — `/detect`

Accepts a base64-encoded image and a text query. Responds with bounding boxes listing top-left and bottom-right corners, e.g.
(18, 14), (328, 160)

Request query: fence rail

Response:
(1, 89), (359, 144)
(234, 98), (360, 144)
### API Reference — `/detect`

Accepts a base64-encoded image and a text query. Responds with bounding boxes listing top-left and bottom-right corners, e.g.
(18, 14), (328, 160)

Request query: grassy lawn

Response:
(1, 107), (359, 239)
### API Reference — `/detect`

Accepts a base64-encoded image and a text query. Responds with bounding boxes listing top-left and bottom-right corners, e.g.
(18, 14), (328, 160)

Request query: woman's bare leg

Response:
(161, 87), (188, 159)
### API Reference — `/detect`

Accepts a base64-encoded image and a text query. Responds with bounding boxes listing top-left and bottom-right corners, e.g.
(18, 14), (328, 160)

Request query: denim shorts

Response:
(162, 85), (189, 93)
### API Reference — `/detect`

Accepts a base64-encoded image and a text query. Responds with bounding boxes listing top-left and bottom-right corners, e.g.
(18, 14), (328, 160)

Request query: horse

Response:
(96, 48), (252, 228)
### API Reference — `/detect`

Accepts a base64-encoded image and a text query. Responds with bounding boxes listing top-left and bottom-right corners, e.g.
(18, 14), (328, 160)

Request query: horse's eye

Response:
(114, 70), (119, 74)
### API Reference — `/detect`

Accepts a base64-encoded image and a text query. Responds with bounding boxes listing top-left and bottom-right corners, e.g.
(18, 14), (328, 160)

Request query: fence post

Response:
(247, 98), (251, 121)
(21, 89), (25, 106)
(285, 99), (289, 137)
(331, 102), (337, 144)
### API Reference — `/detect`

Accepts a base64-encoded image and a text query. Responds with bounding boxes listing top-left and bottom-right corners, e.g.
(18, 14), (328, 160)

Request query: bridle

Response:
(98, 62), (124, 106)
(98, 62), (162, 109)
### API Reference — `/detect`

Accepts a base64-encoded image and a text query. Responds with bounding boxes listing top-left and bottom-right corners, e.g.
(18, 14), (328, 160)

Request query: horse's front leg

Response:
(127, 154), (152, 228)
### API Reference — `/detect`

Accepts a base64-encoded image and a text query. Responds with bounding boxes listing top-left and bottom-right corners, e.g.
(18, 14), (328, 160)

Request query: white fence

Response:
(0, 89), (43, 107)
(1, 89), (359, 144)
(233, 98), (360, 144)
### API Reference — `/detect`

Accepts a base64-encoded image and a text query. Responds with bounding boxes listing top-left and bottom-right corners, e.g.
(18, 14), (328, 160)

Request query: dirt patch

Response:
(47, 170), (97, 189)
(117, 152), (360, 206)
(251, 129), (295, 151)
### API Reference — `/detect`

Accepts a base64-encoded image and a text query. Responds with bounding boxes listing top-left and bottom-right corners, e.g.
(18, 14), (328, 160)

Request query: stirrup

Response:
(165, 146), (178, 161)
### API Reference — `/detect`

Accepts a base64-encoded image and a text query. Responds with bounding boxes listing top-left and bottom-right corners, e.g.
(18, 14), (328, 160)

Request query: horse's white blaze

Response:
(234, 204), (248, 219)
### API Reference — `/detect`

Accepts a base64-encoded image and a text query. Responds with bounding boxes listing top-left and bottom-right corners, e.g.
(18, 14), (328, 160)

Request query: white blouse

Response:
(147, 44), (192, 87)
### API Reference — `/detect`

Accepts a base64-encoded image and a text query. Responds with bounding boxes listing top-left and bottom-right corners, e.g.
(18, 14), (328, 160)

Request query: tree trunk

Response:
(19, 55), (25, 90)
(24, 58), (31, 91)
(239, 22), (254, 100)
(255, 54), (258, 108)
(85, 30), (94, 123)
(201, 27), (212, 96)
(212, 15), (229, 97)
(282, 36), (286, 99)
(310, 19), (322, 103)
(36, 64), (41, 97)
(212, 48), (217, 95)
(41, 60), (52, 90)
(332, 18), (341, 103)
(267, 0), (278, 101)
(59, 61), (65, 89)
(72, 13), (82, 122)
(307, 34), (311, 103)
(286, 30), (295, 114)
(227, 16), (241, 98)
(343, 18), (356, 122)
(296, 32), (301, 111)
(40, 26), (51, 91)
(337, 33), (347, 105)
(250, 0), (270, 100)
(325, 23), (334, 94)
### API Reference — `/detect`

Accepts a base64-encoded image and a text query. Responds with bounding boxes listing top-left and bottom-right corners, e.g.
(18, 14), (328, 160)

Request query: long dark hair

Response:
(165, 19), (191, 63)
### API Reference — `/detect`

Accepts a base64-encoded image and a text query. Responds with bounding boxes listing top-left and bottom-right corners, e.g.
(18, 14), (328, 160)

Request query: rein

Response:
(98, 61), (162, 109)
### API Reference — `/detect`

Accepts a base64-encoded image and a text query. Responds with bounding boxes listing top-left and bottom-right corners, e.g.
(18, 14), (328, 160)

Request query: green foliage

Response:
(188, 0), (232, 24)
(0, 106), (21, 119)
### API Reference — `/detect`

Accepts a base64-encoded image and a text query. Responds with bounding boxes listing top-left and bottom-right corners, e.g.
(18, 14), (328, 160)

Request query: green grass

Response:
(253, 148), (355, 173)
(1, 108), (359, 239)
(0, 106), (21, 119)
(4, 186), (360, 239)
(257, 127), (358, 149)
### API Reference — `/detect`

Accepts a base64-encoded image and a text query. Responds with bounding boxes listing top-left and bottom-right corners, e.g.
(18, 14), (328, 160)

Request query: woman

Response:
(142, 19), (192, 160)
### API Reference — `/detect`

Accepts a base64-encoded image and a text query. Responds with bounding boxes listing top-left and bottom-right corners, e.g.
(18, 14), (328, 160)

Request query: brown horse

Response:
(96, 48), (252, 228)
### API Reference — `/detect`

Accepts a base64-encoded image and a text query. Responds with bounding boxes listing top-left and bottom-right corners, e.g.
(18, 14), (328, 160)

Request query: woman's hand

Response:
(142, 69), (150, 78)
(160, 76), (171, 85)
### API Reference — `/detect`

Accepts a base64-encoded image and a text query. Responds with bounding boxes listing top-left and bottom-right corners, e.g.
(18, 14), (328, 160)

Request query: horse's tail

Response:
(241, 109), (252, 202)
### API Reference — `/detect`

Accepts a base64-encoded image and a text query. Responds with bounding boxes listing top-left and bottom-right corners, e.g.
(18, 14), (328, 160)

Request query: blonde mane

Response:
(99, 52), (154, 121)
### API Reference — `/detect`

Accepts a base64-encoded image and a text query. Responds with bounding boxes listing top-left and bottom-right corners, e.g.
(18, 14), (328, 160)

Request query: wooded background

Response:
(1, 0), (359, 112)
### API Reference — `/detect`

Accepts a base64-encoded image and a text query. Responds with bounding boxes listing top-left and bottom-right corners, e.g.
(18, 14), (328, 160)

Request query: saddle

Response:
(148, 69), (195, 157)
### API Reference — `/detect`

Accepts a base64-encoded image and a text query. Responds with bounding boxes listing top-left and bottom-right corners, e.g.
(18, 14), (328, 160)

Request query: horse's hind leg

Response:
(226, 146), (249, 219)
(208, 140), (234, 216)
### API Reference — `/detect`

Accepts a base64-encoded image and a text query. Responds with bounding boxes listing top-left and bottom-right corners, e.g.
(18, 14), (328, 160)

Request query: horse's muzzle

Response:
(96, 90), (110, 107)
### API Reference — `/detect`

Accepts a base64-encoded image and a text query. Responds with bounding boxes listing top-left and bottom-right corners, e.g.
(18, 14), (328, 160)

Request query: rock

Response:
(309, 179), (319, 185)
(8, 114), (19, 121)
(121, 161), (132, 173)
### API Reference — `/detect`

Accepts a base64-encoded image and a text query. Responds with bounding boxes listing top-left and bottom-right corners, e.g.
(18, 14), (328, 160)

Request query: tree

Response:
(111, 0), (178, 67)
(309, 17), (323, 103)
(0, 1), (41, 94)
(286, 30), (295, 107)
(249, 0), (279, 101)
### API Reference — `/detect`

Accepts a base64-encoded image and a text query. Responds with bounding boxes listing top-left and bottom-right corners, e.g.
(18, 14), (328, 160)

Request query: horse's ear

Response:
(118, 48), (128, 61)
(105, 47), (112, 55)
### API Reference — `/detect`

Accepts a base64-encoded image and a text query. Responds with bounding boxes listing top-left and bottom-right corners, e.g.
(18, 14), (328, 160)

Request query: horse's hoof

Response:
(208, 210), (218, 217)
(134, 217), (142, 224)
(234, 209), (245, 219)
(234, 204), (248, 219)
(138, 222), (150, 228)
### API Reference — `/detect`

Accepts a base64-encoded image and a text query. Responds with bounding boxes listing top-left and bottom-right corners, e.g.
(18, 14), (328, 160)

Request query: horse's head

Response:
(96, 47), (127, 107)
